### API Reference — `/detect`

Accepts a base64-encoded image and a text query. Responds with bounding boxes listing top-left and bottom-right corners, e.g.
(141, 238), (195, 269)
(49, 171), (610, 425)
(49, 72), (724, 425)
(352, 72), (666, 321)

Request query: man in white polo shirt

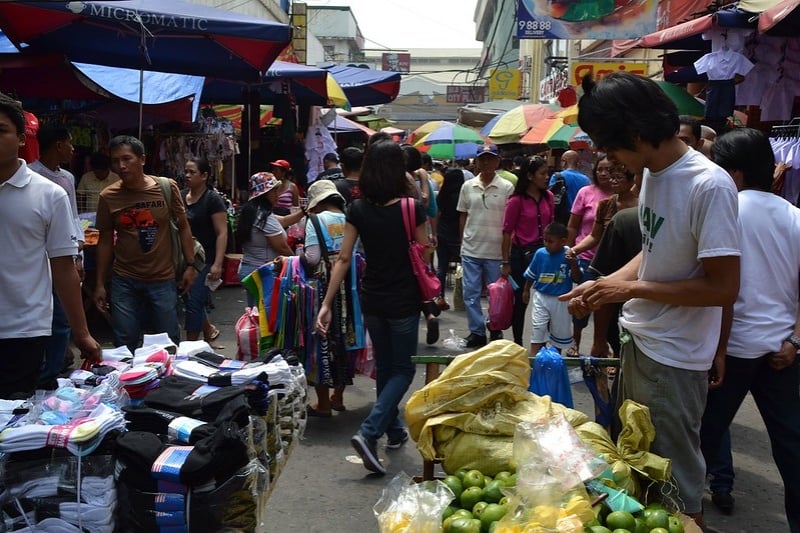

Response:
(0, 94), (100, 398)
(457, 145), (513, 347)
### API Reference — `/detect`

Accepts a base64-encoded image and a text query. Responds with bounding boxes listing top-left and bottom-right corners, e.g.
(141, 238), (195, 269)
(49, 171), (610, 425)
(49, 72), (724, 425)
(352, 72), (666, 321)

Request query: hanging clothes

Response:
(769, 124), (800, 205)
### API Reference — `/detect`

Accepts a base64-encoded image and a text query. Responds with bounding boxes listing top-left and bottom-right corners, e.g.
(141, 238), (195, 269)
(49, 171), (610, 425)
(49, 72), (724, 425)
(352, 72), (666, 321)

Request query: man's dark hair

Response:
(420, 153), (433, 167)
(322, 152), (339, 163)
(544, 222), (568, 239)
(678, 115), (702, 143)
(90, 152), (111, 170)
(109, 135), (145, 157)
(401, 144), (422, 172)
(367, 131), (392, 147)
(512, 155), (526, 168)
(339, 146), (363, 173)
(0, 93), (25, 134)
(37, 125), (70, 152)
(712, 128), (775, 192)
(578, 73), (679, 152)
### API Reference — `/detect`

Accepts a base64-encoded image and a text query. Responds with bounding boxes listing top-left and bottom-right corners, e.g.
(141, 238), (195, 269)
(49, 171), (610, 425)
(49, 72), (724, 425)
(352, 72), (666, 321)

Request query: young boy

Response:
(522, 222), (582, 356)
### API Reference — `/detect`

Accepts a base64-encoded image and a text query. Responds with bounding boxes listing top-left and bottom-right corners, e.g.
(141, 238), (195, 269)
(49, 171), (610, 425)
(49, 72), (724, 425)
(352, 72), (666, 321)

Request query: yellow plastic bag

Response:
(574, 400), (671, 498)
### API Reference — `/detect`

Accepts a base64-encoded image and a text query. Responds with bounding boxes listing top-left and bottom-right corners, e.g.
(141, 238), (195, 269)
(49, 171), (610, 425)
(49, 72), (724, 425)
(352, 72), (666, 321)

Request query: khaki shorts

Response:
(617, 336), (708, 514)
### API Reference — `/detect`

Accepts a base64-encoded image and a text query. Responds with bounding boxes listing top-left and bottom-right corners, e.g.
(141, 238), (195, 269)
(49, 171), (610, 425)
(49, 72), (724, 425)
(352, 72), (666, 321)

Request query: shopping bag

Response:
(529, 346), (574, 408)
(401, 198), (441, 301)
(235, 307), (261, 361)
(487, 276), (514, 331)
(453, 265), (464, 311)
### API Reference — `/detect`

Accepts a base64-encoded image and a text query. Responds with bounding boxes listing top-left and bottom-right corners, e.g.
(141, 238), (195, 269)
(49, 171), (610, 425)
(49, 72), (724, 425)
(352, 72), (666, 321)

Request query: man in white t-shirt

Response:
(0, 94), (100, 398)
(700, 128), (800, 532)
(457, 145), (513, 347)
(564, 73), (741, 529)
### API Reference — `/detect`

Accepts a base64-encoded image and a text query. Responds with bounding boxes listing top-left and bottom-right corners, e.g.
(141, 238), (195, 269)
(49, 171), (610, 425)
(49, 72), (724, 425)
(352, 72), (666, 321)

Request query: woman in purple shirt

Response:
(500, 156), (555, 346)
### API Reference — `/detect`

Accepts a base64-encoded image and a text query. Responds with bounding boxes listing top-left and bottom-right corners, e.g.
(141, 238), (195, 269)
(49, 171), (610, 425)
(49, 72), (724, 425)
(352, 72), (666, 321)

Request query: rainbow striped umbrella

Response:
(520, 117), (592, 149)
(414, 122), (486, 160)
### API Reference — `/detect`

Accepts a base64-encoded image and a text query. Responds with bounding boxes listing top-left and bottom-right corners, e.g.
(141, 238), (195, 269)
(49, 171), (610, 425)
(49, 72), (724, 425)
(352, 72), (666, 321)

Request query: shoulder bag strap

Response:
(309, 213), (330, 266)
(401, 197), (415, 242)
(156, 177), (176, 223)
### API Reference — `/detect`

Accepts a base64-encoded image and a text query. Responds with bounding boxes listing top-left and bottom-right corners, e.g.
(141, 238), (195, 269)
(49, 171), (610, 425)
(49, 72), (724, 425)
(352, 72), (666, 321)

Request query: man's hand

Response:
(708, 350), (726, 390)
(179, 266), (198, 295)
(209, 264), (223, 281)
(521, 289), (530, 305)
(768, 342), (797, 371)
(73, 331), (102, 362)
(500, 263), (511, 279)
(75, 257), (85, 282)
(581, 278), (633, 309)
(94, 286), (108, 313)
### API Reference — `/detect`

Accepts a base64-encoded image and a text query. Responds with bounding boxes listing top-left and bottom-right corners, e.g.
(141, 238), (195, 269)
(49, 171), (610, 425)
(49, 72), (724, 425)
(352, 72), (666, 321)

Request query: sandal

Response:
(606, 366), (618, 378)
(206, 325), (221, 342)
(565, 345), (579, 357)
(306, 405), (332, 418)
(331, 404), (347, 412)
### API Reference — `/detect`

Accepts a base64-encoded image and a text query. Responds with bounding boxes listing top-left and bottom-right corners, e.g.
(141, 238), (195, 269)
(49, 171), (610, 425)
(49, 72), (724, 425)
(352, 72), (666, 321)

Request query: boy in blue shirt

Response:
(522, 222), (582, 356)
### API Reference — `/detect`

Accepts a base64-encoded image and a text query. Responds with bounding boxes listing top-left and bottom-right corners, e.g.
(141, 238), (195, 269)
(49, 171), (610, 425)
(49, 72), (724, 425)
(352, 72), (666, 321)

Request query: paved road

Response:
(92, 283), (789, 532)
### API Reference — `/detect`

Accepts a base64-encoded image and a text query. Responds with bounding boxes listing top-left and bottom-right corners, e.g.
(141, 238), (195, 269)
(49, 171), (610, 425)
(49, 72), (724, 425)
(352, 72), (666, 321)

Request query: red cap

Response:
(270, 159), (291, 170)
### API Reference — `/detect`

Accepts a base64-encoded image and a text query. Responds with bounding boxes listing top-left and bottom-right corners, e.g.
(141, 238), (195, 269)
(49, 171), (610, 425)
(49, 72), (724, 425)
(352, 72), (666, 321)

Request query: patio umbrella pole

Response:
(138, 64), (144, 140)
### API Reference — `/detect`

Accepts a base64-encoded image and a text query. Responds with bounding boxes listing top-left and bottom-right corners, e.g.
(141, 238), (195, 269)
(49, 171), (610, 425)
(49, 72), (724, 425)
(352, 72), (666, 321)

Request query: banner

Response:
(569, 62), (648, 86)
(382, 53), (410, 73)
(516, 0), (657, 39)
(446, 86), (486, 104)
(488, 69), (521, 100)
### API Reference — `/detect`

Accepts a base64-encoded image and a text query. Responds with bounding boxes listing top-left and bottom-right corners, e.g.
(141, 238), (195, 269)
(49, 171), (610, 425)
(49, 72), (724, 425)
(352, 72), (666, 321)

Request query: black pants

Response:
(509, 244), (541, 346)
(0, 336), (49, 399)
(436, 238), (460, 299)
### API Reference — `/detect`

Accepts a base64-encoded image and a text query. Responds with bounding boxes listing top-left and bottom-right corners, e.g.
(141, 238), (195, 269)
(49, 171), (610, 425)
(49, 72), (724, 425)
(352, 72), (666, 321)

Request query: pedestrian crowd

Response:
(1, 71), (798, 532)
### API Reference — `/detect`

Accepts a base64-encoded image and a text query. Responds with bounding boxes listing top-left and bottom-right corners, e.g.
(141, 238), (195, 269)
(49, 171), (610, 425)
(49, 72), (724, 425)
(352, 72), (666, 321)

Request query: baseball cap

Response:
(248, 172), (280, 201)
(475, 145), (500, 158)
(270, 159), (291, 170)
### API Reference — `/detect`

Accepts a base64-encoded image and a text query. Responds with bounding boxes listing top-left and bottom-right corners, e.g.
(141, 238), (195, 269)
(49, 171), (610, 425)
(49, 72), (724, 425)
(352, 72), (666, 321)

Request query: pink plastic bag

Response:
(488, 276), (514, 331)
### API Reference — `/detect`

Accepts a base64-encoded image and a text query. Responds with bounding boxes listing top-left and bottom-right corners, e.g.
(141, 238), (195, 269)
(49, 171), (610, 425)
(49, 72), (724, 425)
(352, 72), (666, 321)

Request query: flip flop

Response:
(206, 326), (221, 342)
(331, 404), (347, 412)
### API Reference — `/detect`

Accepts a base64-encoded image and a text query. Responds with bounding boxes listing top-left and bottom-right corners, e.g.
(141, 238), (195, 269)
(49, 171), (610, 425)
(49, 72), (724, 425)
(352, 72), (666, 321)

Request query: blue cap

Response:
(475, 145), (500, 158)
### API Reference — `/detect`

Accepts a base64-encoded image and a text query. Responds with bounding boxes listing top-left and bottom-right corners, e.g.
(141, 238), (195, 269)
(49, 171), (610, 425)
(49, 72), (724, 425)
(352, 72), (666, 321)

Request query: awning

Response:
(640, 9), (757, 49)
(757, 0), (800, 34)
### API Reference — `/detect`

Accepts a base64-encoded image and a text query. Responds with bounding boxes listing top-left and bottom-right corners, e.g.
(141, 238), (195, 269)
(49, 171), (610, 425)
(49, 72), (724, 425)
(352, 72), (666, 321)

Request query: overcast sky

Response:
(305, 0), (482, 50)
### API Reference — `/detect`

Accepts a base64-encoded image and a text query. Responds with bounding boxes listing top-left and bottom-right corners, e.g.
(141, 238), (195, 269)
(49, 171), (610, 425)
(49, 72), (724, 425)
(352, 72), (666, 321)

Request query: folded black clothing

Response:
(188, 351), (226, 368)
(143, 376), (247, 421)
(122, 405), (215, 444)
(210, 394), (250, 428)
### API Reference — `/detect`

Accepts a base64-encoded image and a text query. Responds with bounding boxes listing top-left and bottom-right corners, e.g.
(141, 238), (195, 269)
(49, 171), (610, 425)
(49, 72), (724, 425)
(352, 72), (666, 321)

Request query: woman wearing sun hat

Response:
(269, 159), (300, 216)
(300, 180), (363, 417)
(235, 171), (302, 307)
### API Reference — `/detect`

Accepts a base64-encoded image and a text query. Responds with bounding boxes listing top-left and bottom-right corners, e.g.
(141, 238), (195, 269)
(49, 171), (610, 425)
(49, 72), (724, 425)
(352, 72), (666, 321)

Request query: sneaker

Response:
(489, 330), (503, 341)
(350, 433), (386, 475)
(426, 317), (439, 345)
(711, 491), (734, 515)
(463, 333), (487, 348)
(386, 429), (409, 450)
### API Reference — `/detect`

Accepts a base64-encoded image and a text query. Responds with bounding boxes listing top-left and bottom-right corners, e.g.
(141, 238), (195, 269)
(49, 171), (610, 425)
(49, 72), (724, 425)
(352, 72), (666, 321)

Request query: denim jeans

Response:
(111, 275), (180, 352)
(183, 263), (211, 333)
(359, 313), (419, 443)
(701, 355), (800, 532)
(707, 428), (734, 494)
(461, 255), (502, 337)
(39, 289), (71, 388)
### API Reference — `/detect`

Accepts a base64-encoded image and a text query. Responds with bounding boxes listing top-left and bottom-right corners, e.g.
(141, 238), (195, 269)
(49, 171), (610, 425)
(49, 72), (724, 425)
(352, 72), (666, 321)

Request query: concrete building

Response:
(306, 5), (365, 64)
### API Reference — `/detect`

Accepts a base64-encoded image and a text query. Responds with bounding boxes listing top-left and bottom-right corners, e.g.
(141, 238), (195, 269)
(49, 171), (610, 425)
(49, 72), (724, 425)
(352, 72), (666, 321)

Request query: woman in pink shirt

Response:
(500, 156), (555, 346)
(564, 156), (613, 355)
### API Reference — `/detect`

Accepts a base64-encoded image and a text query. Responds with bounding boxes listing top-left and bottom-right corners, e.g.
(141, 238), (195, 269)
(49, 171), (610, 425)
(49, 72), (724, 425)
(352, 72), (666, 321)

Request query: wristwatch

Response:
(785, 335), (800, 351)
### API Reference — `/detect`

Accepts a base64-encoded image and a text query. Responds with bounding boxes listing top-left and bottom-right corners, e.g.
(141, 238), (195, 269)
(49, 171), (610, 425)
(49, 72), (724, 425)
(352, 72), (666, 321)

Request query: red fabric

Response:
(19, 110), (39, 163)
(235, 307), (260, 361)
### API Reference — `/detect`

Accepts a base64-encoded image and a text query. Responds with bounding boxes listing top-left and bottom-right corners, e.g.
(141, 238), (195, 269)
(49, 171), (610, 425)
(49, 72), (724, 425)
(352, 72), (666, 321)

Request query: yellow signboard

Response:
(489, 69), (521, 100)
(569, 62), (648, 86)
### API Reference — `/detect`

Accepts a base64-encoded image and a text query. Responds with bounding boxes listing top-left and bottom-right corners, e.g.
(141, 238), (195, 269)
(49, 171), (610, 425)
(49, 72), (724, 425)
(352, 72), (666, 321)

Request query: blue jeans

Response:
(707, 429), (734, 494)
(461, 255), (502, 336)
(701, 355), (800, 532)
(184, 263), (211, 334)
(359, 313), (419, 443)
(39, 290), (71, 387)
(111, 275), (180, 352)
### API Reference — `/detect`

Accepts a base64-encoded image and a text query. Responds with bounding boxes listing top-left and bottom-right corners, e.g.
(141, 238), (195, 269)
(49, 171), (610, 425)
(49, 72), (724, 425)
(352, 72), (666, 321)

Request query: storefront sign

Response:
(382, 53), (411, 73)
(539, 69), (570, 102)
(570, 62), (648, 85)
(446, 86), (486, 104)
(488, 69), (521, 100)
(516, 0), (657, 39)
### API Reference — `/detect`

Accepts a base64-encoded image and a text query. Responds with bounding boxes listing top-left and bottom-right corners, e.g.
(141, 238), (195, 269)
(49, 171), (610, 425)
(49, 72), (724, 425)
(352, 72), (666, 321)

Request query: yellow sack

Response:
(574, 400), (671, 499)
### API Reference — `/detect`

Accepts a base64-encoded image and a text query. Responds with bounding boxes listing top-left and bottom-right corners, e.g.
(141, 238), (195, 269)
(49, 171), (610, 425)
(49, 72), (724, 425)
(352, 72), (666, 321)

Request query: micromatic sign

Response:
(70, 3), (209, 31)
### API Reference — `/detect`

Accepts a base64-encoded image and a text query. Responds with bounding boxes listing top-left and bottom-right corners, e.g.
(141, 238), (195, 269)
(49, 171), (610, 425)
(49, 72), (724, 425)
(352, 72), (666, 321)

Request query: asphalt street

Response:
(88, 283), (789, 532)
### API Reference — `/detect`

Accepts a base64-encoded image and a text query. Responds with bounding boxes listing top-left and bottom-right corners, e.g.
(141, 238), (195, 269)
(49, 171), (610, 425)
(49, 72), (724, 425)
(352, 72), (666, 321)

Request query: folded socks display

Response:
(122, 406), (215, 444)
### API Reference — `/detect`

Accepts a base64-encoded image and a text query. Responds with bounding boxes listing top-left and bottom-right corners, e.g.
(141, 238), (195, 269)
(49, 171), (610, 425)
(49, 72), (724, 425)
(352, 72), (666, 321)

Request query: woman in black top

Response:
(181, 157), (227, 345)
(316, 140), (430, 475)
